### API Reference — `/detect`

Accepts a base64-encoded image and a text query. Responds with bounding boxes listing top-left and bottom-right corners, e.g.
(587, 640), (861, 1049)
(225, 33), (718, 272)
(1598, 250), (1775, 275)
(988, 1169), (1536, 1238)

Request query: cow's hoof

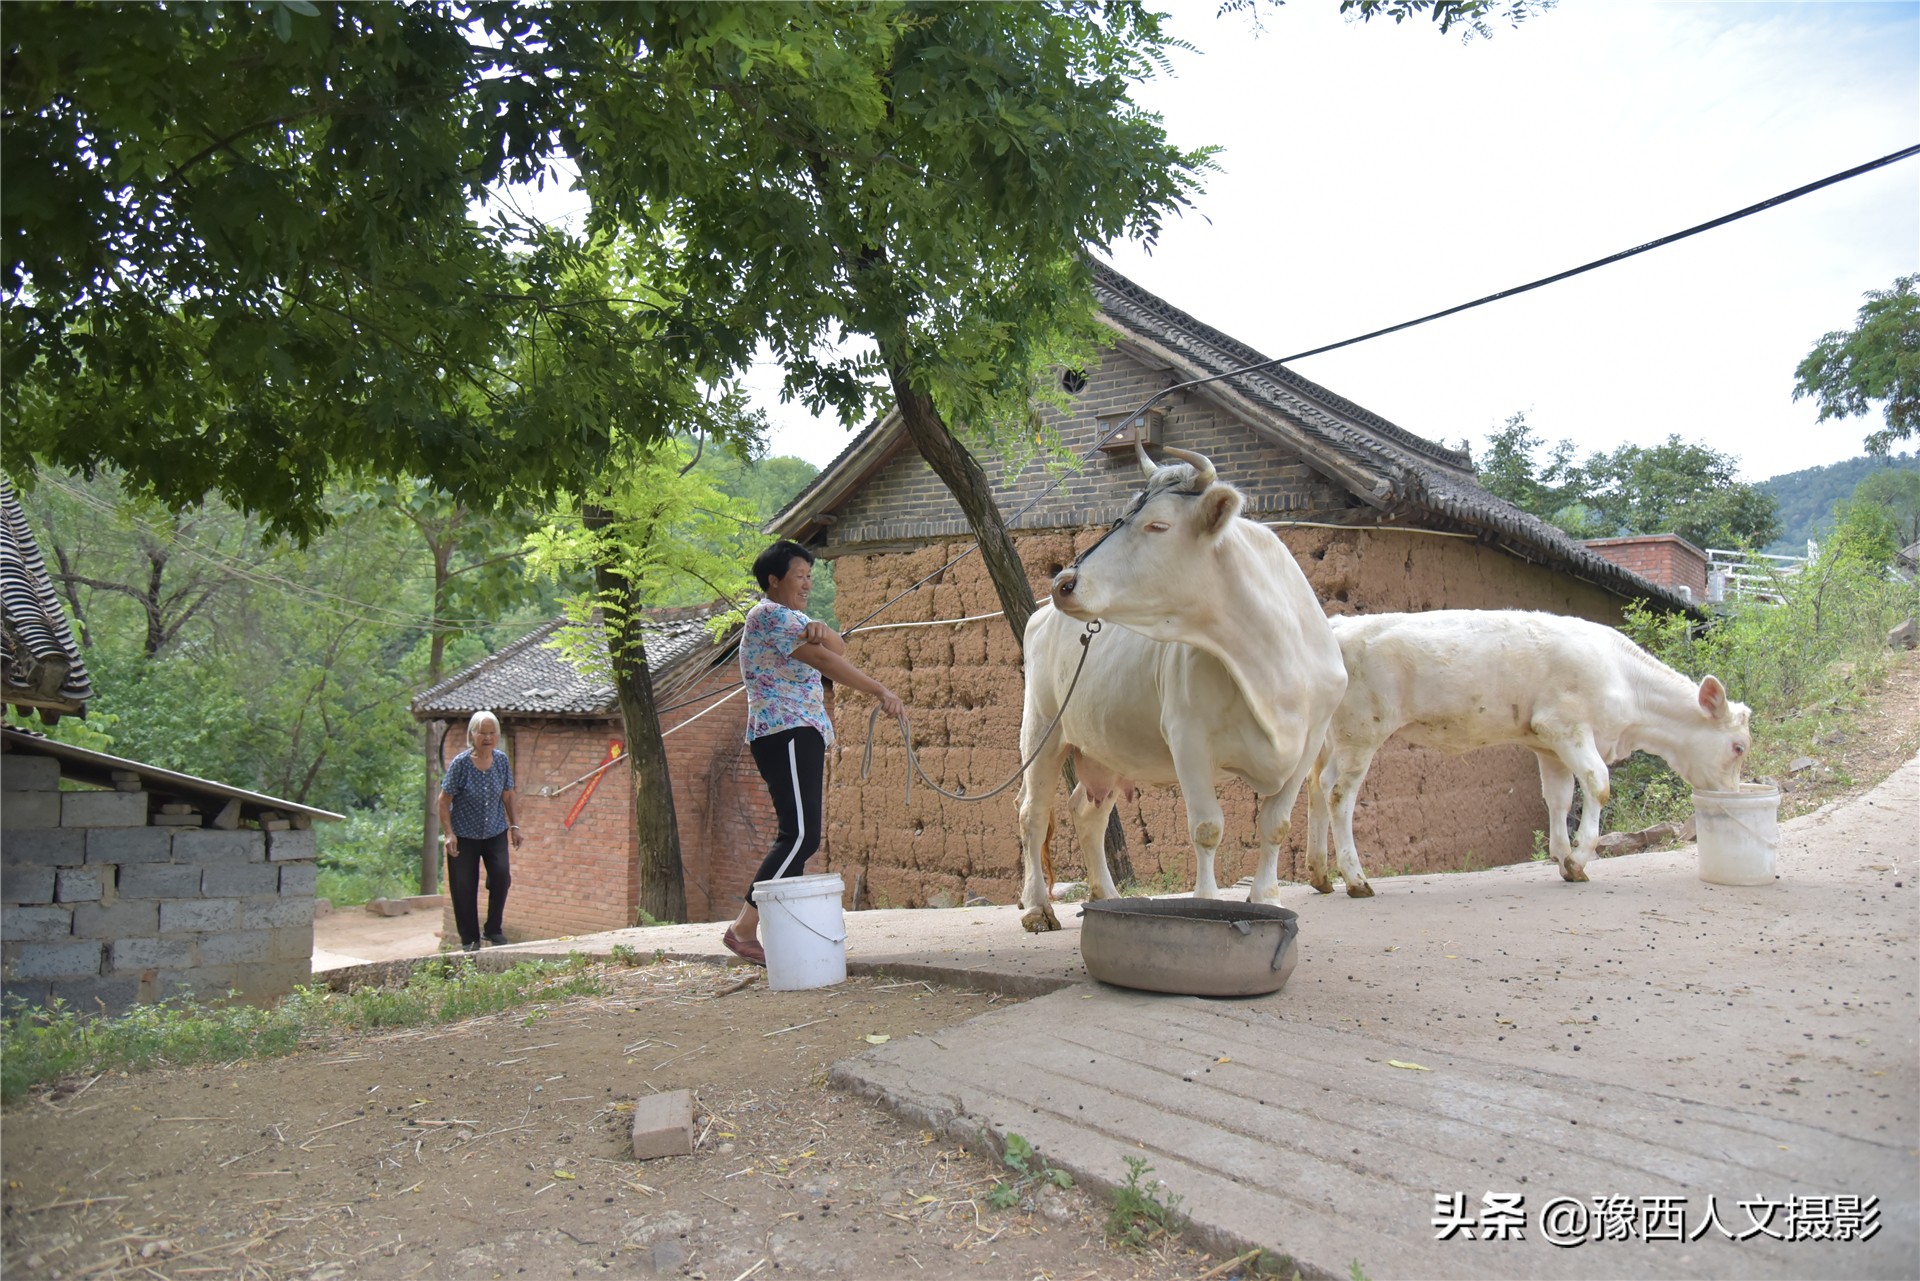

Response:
(1559, 862), (1590, 883)
(1309, 877), (1335, 895)
(1248, 884), (1282, 905)
(1021, 907), (1062, 933)
(1345, 881), (1375, 899)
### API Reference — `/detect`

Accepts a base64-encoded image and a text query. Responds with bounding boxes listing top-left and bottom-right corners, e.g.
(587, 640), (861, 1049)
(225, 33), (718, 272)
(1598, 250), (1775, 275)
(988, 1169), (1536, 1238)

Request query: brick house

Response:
(410, 608), (776, 937)
(766, 262), (1697, 909)
(4, 482), (331, 1015)
(1583, 534), (1710, 604)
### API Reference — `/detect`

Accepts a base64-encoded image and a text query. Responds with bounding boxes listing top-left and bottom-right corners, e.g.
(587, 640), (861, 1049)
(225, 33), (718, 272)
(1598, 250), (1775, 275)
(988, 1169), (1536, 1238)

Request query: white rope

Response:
(659, 684), (745, 739)
(847, 609), (1005, 635)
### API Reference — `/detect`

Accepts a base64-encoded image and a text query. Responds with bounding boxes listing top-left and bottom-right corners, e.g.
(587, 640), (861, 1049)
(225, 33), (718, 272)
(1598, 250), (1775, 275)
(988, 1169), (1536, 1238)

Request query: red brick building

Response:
(1582, 534), (1709, 604)
(410, 609), (778, 939)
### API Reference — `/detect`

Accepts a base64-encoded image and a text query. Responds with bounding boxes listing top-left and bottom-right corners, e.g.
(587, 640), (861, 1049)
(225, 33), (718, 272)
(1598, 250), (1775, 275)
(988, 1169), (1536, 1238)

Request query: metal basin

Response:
(1078, 898), (1299, 997)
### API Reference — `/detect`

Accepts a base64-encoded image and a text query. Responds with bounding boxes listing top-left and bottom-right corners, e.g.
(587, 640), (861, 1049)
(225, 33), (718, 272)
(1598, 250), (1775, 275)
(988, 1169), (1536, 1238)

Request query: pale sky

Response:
(750, 0), (1919, 483)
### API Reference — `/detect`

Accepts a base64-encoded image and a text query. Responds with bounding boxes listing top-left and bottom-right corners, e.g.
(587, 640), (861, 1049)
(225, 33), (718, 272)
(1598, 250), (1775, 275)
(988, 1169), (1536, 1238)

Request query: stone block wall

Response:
(1, 753), (315, 1014)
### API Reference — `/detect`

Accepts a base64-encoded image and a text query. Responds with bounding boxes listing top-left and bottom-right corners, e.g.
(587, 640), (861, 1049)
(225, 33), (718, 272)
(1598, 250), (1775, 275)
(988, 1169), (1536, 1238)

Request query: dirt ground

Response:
(3, 650), (1915, 1281)
(0, 966), (1220, 1281)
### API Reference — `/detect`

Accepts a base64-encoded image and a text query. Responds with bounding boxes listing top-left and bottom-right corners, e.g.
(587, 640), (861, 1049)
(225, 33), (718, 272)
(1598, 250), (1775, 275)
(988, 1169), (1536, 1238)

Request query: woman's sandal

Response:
(722, 927), (766, 965)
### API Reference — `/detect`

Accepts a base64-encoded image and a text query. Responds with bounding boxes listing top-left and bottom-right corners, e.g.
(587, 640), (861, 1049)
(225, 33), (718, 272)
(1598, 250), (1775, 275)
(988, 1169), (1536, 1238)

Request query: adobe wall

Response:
(1, 753), (316, 1014)
(816, 525), (1626, 910)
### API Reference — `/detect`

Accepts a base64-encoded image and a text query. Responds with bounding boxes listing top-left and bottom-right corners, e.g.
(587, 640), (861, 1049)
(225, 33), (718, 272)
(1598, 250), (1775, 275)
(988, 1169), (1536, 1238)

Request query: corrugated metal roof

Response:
(410, 611), (732, 720)
(1, 479), (93, 716)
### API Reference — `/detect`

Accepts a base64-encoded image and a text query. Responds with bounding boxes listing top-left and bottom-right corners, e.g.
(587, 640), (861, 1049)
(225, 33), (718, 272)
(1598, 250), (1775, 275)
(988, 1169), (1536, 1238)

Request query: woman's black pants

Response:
(746, 727), (827, 905)
(447, 830), (511, 944)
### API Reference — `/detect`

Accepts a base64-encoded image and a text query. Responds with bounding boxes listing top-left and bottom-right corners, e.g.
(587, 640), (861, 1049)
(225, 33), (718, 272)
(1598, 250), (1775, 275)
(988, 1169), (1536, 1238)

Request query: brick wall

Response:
(435, 666), (776, 941)
(1, 752), (315, 1014)
(1582, 535), (1708, 602)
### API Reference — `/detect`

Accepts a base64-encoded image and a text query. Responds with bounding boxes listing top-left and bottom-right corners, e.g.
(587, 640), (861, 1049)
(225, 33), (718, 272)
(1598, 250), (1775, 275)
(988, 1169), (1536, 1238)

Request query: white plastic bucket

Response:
(753, 872), (847, 990)
(1694, 784), (1781, 885)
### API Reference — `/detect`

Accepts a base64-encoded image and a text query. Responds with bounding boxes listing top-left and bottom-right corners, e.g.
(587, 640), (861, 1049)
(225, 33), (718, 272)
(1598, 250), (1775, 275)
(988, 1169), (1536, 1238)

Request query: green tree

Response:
(2, 3), (723, 540)
(1794, 275), (1920, 456)
(525, 439), (761, 924)
(1849, 468), (1920, 551)
(521, 2), (1211, 648)
(1477, 421), (1779, 550)
(1575, 436), (1780, 551)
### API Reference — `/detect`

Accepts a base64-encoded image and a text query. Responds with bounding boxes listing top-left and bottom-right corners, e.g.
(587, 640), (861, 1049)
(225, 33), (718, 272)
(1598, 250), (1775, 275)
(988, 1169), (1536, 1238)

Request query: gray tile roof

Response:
(1, 479), (93, 717)
(769, 261), (1698, 616)
(410, 610), (734, 720)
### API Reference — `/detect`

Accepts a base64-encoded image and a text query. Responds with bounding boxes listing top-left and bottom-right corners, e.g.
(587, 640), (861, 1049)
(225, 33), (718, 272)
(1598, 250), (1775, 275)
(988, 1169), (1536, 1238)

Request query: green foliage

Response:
(2, 3), (707, 540)
(1603, 752), (1693, 833)
(1849, 468), (1920, 552)
(1107, 1154), (1185, 1250)
(523, 439), (760, 681)
(1476, 419), (1778, 549)
(1794, 275), (1920, 455)
(0, 955), (610, 1104)
(1758, 453), (1920, 555)
(988, 1132), (1075, 1210)
(315, 807), (422, 907)
(1619, 541), (1916, 792)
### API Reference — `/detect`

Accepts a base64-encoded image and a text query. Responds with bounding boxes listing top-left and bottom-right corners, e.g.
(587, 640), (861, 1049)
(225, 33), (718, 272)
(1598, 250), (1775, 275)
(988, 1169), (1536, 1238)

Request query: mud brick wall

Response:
(1, 754), (315, 1014)
(1583, 535), (1709, 603)
(814, 524), (1626, 911)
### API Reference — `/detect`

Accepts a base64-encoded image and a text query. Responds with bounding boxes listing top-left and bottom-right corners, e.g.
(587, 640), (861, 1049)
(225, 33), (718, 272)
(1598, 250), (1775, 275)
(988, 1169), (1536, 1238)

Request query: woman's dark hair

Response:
(752, 540), (816, 591)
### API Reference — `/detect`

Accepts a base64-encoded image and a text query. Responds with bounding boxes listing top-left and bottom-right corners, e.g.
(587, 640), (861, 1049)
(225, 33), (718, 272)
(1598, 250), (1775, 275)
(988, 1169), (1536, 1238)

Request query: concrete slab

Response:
(512, 754), (1918, 1279)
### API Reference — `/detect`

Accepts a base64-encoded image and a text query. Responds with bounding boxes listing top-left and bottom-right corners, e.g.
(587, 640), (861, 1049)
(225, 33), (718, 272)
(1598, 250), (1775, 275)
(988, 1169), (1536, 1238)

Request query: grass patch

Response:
(1108, 1153), (1185, 1250)
(0, 954), (611, 1105)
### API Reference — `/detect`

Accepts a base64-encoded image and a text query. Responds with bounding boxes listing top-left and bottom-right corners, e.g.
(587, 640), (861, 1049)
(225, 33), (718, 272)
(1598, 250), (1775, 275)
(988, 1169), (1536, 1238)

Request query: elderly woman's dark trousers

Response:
(447, 831), (511, 944)
(746, 727), (826, 905)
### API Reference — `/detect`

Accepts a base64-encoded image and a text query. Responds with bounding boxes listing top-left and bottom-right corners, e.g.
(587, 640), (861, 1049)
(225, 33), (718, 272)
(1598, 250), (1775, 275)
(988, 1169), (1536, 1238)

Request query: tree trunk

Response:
(884, 367), (1133, 883)
(419, 530), (455, 895)
(887, 371), (1039, 646)
(584, 503), (688, 924)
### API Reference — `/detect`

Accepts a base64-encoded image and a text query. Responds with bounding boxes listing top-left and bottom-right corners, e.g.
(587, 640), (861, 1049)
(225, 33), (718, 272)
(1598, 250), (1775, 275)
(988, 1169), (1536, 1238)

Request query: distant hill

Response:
(1759, 453), (1920, 555)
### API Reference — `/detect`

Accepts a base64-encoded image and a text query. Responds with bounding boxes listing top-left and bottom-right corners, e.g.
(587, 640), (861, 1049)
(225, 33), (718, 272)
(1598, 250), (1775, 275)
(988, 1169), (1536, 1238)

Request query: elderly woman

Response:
(437, 710), (524, 952)
(724, 540), (902, 964)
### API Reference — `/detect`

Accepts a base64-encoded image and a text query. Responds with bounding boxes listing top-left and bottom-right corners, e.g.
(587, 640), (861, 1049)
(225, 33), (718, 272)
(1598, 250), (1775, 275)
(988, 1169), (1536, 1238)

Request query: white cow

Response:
(1304, 609), (1752, 891)
(1015, 447), (1351, 932)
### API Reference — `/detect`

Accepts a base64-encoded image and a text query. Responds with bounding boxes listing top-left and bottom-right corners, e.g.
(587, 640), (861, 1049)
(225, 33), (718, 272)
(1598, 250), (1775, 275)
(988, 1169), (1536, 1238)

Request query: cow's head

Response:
(1049, 444), (1245, 640)
(1686, 674), (1752, 792)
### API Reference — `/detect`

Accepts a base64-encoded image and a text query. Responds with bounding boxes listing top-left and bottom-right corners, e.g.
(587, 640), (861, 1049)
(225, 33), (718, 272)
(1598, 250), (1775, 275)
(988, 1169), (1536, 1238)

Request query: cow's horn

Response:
(1161, 446), (1216, 488)
(1134, 439), (1159, 477)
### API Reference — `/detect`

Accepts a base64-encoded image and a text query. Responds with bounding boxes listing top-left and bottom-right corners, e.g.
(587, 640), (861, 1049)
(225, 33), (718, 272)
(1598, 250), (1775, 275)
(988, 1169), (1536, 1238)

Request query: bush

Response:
(315, 805), (422, 905)
(1619, 524), (1917, 810)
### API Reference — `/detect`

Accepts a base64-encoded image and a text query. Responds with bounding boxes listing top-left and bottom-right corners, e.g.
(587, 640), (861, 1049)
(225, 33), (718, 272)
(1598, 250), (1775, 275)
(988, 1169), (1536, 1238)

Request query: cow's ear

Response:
(1200, 484), (1243, 537)
(1697, 674), (1728, 720)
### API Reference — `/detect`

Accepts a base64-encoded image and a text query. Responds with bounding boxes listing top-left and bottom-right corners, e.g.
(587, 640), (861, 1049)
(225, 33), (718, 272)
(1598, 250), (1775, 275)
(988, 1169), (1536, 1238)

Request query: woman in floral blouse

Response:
(723, 541), (903, 964)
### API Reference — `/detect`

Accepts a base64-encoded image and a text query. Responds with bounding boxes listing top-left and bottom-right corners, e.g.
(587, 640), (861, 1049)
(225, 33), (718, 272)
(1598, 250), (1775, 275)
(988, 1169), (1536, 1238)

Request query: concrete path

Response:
(344, 759), (1920, 1279)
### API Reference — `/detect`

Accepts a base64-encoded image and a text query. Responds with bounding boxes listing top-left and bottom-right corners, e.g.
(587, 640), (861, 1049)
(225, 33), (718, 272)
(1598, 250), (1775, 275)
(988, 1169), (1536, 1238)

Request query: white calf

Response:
(1305, 610), (1751, 889)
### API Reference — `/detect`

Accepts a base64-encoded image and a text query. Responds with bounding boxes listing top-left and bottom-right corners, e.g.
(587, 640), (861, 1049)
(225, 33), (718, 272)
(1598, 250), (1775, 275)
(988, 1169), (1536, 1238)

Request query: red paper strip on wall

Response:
(564, 741), (624, 830)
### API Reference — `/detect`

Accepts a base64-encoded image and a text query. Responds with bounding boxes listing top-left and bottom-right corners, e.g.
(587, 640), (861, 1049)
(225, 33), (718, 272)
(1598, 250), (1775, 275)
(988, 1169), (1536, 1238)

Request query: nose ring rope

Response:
(859, 621), (1101, 804)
